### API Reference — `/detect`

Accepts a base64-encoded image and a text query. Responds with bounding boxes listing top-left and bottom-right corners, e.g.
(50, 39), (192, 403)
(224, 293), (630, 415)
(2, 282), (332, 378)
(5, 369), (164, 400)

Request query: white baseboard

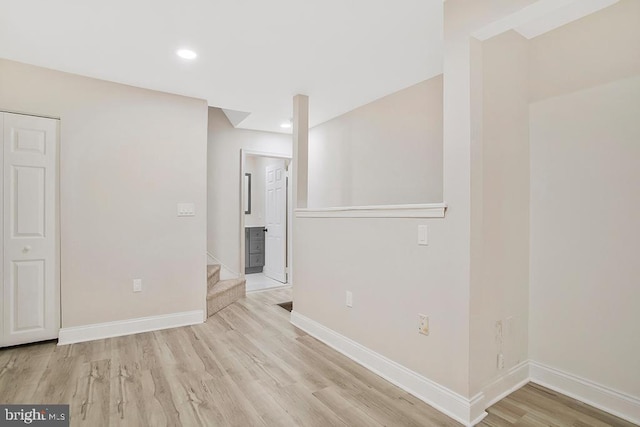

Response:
(58, 310), (204, 345)
(290, 311), (476, 426)
(470, 361), (530, 423)
(207, 252), (240, 280)
(530, 361), (640, 425)
(290, 311), (640, 426)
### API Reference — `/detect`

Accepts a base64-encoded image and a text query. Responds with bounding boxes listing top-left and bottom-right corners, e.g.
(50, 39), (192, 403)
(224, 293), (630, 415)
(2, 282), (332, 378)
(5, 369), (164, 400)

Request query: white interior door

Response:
(264, 160), (287, 283)
(1, 112), (59, 347)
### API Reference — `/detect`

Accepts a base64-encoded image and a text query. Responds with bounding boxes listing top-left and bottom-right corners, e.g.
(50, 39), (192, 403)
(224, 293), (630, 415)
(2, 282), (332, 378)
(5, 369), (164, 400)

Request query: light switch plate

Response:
(133, 279), (142, 293)
(418, 225), (428, 245)
(177, 203), (195, 217)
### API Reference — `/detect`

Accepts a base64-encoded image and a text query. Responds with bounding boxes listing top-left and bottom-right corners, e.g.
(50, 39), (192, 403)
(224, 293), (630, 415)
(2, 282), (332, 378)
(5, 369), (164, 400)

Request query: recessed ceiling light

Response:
(176, 49), (197, 60)
(280, 122), (292, 129)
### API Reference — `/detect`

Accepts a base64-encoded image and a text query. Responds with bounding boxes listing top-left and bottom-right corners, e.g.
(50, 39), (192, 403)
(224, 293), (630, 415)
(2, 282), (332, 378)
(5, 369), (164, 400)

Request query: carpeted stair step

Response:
(207, 278), (246, 317)
(207, 264), (221, 292)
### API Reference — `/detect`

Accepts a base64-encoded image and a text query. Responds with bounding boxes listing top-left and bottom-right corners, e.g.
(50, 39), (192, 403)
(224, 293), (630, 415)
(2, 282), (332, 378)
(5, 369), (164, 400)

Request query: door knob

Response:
(23, 245), (32, 253)
(263, 228), (268, 233)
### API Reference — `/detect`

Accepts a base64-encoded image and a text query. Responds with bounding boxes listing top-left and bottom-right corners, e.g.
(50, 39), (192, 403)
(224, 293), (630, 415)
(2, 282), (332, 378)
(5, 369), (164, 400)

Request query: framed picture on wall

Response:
(244, 173), (251, 214)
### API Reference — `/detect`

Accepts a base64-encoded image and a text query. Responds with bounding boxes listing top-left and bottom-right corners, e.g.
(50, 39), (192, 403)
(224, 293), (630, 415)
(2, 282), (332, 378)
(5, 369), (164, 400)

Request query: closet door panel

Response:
(2, 112), (59, 347)
(0, 113), (3, 346)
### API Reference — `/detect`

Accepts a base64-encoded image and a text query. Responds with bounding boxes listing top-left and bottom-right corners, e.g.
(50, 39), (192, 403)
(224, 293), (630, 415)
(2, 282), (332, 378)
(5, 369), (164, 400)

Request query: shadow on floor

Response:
(277, 301), (293, 312)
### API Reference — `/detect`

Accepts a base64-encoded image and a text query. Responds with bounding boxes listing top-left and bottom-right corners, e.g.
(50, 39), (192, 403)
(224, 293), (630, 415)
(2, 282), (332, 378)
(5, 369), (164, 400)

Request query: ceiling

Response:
(0, 0), (443, 133)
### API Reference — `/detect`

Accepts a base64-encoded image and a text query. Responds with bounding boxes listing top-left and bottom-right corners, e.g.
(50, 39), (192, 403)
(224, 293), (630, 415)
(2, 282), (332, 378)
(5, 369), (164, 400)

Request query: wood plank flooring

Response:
(0, 287), (634, 426)
(480, 382), (636, 427)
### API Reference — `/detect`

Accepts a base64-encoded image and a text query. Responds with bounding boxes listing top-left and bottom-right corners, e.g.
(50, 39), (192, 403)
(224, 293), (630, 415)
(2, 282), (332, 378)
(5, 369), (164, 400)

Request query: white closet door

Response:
(2, 112), (59, 347)
(264, 160), (287, 283)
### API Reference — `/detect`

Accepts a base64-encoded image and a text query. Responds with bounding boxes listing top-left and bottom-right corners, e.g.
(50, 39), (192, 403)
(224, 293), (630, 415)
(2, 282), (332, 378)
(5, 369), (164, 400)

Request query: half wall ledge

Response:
(295, 203), (447, 219)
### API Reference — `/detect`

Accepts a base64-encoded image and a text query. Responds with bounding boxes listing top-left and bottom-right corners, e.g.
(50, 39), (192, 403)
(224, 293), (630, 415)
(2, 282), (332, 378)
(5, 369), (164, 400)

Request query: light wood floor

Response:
(0, 288), (634, 427)
(480, 383), (635, 427)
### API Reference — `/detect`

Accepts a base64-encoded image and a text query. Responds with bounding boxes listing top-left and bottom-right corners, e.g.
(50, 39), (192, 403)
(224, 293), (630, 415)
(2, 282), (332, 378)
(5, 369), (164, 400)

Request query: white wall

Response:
(528, 0), (640, 103)
(244, 156), (265, 227)
(294, 216), (472, 395)
(207, 108), (291, 274)
(469, 30), (530, 396)
(0, 58), (208, 327)
(528, 0), (640, 401)
(530, 74), (640, 399)
(308, 75), (443, 207)
(294, 1), (536, 406)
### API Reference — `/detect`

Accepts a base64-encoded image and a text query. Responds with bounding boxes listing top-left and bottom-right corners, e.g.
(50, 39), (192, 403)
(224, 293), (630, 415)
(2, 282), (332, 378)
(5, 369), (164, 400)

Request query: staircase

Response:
(207, 264), (246, 317)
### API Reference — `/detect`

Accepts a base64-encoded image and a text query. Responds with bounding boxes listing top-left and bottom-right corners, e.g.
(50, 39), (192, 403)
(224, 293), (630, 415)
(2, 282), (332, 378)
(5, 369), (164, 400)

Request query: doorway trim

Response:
(239, 149), (293, 284)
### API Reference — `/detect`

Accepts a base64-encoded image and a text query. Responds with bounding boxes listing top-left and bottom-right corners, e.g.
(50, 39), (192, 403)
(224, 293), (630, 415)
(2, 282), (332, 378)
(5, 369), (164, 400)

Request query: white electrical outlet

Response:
(346, 291), (353, 308)
(497, 353), (505, 370)
(133, 279), (142, 293)
(418, 314), (429, 335)
(177, 203), (195, 217)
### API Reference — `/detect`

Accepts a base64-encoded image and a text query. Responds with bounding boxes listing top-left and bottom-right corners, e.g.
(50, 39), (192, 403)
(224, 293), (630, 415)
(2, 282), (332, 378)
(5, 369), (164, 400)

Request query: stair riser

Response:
(207, 271), (220, 291)
(207, 282), (246, 317)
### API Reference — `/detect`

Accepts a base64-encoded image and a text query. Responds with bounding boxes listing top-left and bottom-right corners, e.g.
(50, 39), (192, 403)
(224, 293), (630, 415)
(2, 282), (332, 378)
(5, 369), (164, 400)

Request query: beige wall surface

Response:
(293, 217), (471, 393)
(207, 108), (291, 274)
(0, 59), (208, 327)
(308, 75), (443, 207)
(529, 75), (640, 397)
(529, 0), (640, 103)
(294, 0), (536, 399)
(469, 30), (530, 395)
(528, 0), (640, 399)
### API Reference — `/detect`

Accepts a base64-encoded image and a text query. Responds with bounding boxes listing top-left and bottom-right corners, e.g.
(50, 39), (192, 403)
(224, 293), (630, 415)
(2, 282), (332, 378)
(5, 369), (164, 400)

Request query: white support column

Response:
(291, 94), (309, 289)
(292, 94), (309, 209)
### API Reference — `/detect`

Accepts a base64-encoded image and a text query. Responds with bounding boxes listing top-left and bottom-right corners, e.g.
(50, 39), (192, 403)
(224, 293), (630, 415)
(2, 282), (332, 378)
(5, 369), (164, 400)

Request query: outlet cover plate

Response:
(418, 314), (429, 335)
(177, 203), (195, 217)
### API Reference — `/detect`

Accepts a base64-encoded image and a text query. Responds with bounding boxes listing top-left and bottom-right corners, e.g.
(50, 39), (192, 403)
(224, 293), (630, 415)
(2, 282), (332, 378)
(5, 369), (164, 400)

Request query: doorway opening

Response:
(240, 150), (292, 293)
